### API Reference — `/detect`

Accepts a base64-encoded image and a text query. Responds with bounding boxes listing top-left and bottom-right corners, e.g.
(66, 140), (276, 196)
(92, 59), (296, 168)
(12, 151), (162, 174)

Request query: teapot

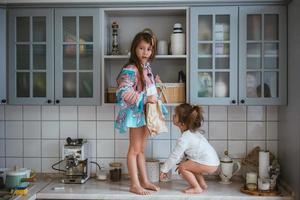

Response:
(219, 150), (241, 184)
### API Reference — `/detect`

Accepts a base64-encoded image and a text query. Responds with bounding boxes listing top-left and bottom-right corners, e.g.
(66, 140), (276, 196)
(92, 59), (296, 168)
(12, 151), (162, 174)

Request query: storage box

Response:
(106, 83), (186, 104)
(107, 87), (117, 103)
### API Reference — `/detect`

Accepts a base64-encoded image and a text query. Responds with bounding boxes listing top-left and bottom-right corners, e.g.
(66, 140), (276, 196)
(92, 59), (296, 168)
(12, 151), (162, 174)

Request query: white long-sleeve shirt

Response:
(160, 130), (220, 173)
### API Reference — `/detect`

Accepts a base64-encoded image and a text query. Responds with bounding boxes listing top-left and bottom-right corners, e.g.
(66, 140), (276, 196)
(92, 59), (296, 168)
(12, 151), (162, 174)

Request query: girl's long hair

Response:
(123, 32), (156, 89)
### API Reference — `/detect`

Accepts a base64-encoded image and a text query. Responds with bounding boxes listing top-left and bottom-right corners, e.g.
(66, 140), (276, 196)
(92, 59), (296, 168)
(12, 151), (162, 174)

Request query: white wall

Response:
(278, 0), (300, 199)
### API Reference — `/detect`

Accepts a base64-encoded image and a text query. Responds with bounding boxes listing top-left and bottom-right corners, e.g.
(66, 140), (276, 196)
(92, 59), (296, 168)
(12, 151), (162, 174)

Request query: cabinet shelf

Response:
(247, 54), (278, 58)
(104, 55), (187, 59)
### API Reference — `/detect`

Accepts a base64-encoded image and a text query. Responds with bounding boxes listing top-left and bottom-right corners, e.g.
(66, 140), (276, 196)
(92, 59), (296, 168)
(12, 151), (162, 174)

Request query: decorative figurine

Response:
(111, 21), (120, 55)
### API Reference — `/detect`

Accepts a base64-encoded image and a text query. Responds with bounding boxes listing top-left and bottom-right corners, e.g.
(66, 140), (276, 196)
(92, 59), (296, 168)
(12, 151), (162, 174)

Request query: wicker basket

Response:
(159, 83), (185, 103)
(107, 87), (117, 103)
(106, 83), (186, 104)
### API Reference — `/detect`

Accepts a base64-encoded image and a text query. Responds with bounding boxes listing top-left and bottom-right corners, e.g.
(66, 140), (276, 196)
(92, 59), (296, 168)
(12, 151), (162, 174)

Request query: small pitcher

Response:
(219, 151), (241, 184)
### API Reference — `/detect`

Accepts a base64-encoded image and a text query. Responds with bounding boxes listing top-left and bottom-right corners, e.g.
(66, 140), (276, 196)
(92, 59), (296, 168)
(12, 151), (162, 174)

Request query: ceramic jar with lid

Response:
(219, 151), (241, 184)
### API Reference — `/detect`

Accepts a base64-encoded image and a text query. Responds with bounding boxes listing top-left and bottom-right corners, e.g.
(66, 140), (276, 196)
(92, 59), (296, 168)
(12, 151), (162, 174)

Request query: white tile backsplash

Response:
(60, 106), (77, 120)
(115, 140), (129, 158)
(97, 140), (114, 158)
(6, 121), (22, 138)
(0, 105), (4, 120)
(267, 122), (278, 140)
(42, 121), (59, 139)
(247, 122), (265, 140)
(209, 106), (227, 121)
(228, 122), (246, 140)
(153, 140), (170, 158)
(78, 121), (96, 139)
(209, 122), (227, 140)
(97, 121), (115, 139)
(228, 141), (246, 158)
(228, 106), (246, 121)
(42, 140), (59, 157)
(0, 121), (4, 138)
(0, 139), (4, 156)
(60, 121), (78, 139)
(42, 106), (59, 121)
(97, 106), (114, 120)
(1, 105), (279, 172)
(0, 157), (5, 168)
(5, 105), (22, 120)
(267, 106), (278, 121)
(24, 139), (41, 157)
(247, 141), (266, 153)
(24, 158), (41, 172)
(24, 121), (41, 138)
(267, 141), (278, 157)
(23, 106), (41, 120)
(78, 106), (96, 120)
(247, 106), (265, 121)
(6, 157), (23, 168)
(6, 139), (23, 157)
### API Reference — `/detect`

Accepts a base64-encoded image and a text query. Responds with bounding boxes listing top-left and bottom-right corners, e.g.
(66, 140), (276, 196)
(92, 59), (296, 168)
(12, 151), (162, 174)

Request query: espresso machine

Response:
(61, 137), (90, 183)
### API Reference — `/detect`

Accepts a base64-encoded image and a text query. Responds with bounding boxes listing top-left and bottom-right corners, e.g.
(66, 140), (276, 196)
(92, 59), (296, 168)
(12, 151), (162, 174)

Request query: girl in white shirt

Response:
(160, 103), (220, 194)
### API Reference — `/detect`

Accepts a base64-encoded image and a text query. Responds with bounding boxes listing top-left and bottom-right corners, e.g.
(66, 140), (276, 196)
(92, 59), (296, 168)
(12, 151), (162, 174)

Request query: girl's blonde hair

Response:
(124, 31), (156, 89)
(175, 103), (204, 132)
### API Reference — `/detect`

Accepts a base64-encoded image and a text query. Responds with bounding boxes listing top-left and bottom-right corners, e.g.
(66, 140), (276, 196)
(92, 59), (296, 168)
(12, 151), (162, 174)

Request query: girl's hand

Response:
(160, 172), (168, 180)
(155, 74), (162, 83)
(147, 95), (157, 103)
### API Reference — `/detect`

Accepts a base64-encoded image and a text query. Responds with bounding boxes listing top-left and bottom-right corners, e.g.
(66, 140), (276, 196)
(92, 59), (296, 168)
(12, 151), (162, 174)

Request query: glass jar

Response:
(109, 162), (122, 182)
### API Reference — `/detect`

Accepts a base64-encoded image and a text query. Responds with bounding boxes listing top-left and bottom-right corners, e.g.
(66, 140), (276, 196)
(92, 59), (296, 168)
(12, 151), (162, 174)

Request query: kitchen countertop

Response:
(18, 175), (292, 200)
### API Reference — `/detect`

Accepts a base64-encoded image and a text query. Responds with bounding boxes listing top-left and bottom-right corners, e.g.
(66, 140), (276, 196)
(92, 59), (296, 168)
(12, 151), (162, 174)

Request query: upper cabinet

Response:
(55, 8), (101, 105)
(8, 8), (101, 105)
(239, 6), (287, 105)
(8, 9), (54, 104)
(0, 8), (6, 104)
(102, 8), (188, 105)
(190, 7), (238, 105)
(190, 5), (286, 105)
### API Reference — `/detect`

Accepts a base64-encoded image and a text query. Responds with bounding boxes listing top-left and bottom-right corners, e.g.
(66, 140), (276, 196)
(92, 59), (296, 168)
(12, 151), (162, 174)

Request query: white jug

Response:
(219, 151), (241, 184)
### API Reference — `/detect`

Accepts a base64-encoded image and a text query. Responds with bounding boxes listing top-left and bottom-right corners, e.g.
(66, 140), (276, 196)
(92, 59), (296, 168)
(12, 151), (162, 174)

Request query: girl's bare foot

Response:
(141, 182), (160, 191)
(195, 174), (208, 190)
(130, 185), (151, 195)
(183, 187), (203, 194)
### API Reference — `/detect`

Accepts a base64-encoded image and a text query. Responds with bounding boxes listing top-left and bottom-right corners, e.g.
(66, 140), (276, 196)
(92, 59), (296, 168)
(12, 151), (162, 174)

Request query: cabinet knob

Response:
(1, 99), (7, 104)
(55, 100), (60, 104)
(47, 99), (52, 104)
(240, 99), (245, 104)
(231, 100), (236, 104)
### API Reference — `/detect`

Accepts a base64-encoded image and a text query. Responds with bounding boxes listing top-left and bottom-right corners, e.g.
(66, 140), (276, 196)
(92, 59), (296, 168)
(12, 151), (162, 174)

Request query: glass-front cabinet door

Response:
(55, 9), (100, 105)
(9, 9), (54, 104)
(190, 7), (238, 105)
(239, 6), (286, 105)
(0, 8), (6, 104)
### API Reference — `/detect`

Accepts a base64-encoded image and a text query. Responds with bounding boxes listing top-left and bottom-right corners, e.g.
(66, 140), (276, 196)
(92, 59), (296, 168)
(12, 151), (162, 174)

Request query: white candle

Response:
(246, 172), (257, 184)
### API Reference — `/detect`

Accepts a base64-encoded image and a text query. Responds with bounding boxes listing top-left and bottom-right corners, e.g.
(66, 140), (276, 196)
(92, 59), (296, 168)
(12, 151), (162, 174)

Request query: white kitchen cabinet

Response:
(8, 9), (54, 104)
(0, 8), (6, 104)
(102, 8), (189, 105)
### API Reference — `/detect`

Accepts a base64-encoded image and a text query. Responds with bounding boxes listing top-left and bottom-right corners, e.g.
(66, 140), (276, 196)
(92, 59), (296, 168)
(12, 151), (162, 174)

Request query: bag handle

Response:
(157, 83), (168, 103)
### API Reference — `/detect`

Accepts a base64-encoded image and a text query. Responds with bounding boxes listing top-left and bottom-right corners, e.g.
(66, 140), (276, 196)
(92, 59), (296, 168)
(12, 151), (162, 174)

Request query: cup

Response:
(157, 40), (168, 55)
